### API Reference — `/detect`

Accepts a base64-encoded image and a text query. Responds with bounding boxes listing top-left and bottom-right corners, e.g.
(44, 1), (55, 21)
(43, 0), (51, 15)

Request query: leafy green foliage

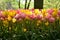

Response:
(0, 19), (60, 40)
(0, 0), (60, 10)
(0, 0), (34, 10)
(44, 0), (60, 9)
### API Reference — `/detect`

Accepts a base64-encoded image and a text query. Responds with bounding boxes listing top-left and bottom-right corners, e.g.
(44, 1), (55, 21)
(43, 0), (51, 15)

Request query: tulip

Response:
(8, 11), (16, 17)
(16, 9), (21, 14)
(29, 14), (36, 20)
(58, 10), (60, 16)
(23, 28), (27, 32)
(45, 21), (49, 26)
(0, 13), (2, 17)
(34, 9), (40, 15)
(14, 14), (20, 19)
(24, 10), (32, 15)
(7, 15), (12, 21)
(37, 15), (42, 20)
(19, 13), (26, 19)
(47, 9), (54, 15)
(0, 11), (3, 17)
(48, 17), (55, 23)
(0, 11), (5, 20)
(30, 8), (34, 13)
(41, 9), (46, 14)
(45, 14), (51, 19)
(3, 20), (8, 26)
(18, 18), (22, 21)
(0, 17), (5, 20)
(12, 18), (16, 23)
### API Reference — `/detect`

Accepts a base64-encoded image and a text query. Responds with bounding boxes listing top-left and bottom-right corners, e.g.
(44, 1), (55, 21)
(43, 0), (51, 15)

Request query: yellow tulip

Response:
(12, 18), (16, 23)
(26, 16), (30, 20)
(3, 20), (8, 27)
(37, 20), (41, 24)
(34, 9), (40, 15)
(45, 21), (49, 26)
(56, 16), (59, 20)
(23, 28), (27, 32)
(52, 12), (57, 17)
(2, 11), (8, 16)
(23, 10), (32, 15)
(8, 12), (16, 17)
(7, 15), (12, 21)
(9, 27), (11, 31)
(42, 9), (46, 14)
(53, 8), (58, 13)
(44, 13), (48, 17)
(20, 9), (25, 12)
(37, 23), (40, 26)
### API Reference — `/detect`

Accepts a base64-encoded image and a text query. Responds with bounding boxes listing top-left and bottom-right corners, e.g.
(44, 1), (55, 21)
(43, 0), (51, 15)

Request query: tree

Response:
(34, 0), (43, 9)
(19, 0), (20, 8)
(27, 0), (31, 9)
(25, 0), (27, 9)
(6, 0), (12, 9)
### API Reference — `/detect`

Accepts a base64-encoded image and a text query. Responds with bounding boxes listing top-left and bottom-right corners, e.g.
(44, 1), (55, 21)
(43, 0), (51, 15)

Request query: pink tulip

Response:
(47, 9), (54, 15)
(45, 14), (51, 19)
(58, 10), (60, 16)
(30, 8), (34, 13)
(0, 17), (5, 20)
(29, 14), (36, 20)
(14, 14), (20, 19)
(16, 9), (21, 14)
(0, 13), (2, 17)
(18, 18), (22, 21)
(14, 13), (26, 19)
(0, 11), (5, 18)
(0, 11), (3, 17)
(19, 13), (26, 19)
(0, 11), (5, 20)
(48, 17), (55, 23)
(37, 15), (42, 20)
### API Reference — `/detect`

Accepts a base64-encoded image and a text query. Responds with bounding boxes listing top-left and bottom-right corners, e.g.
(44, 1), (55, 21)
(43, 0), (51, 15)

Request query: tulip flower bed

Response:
(0, 9), (60, 40)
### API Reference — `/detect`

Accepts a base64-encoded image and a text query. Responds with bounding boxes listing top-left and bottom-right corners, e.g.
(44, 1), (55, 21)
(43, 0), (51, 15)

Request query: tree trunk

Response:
(25, 0), (27, 9)
(19, 0), (20, 8)
(27, 0), (31, 9)
(34, 0), (43, 9)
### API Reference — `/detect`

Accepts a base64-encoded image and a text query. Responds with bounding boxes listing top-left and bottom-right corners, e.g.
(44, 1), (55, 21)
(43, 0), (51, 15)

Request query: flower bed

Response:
(0, 9), (60, 40)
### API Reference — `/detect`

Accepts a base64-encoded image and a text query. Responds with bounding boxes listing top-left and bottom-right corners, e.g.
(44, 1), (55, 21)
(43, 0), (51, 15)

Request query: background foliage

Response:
(44, 0), (60, 9)
(0, 0), (34, 10)
(0, 0), (60, 10)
